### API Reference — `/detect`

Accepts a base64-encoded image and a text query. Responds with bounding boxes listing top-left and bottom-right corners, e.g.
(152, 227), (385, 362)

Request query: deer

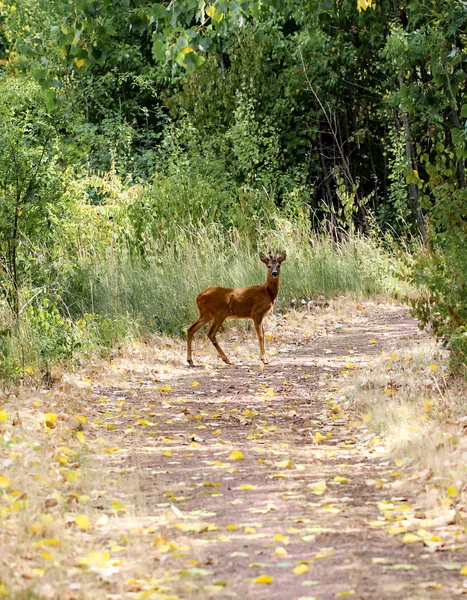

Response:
(187, 250), (286, 367)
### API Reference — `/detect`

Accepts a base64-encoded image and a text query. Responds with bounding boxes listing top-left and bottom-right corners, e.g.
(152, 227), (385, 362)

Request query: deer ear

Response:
(260, 253), (269, 264)
(277, 250), (287, 263)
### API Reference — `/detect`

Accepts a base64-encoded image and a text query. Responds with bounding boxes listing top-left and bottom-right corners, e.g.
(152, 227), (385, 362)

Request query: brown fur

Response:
(187, 251), (286, 366)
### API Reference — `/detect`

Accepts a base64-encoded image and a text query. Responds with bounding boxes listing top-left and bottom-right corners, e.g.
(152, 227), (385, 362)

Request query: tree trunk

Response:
(398, 77), (428, 244)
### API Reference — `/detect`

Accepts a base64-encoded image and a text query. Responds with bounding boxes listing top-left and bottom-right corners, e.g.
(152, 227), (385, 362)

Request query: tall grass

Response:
(61, 219), (413, 337)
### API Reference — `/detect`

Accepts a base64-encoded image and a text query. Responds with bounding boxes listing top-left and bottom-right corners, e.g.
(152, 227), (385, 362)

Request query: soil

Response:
(83, 303), (467, 600)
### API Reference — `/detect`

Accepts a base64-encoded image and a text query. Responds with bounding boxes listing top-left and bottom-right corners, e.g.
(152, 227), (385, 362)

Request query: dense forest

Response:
(0, 0), (466, 378)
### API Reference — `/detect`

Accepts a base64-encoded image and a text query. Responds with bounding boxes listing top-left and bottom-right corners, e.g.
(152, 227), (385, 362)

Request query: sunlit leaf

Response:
(309, 480), (326, 495)
(75, 514), (90, 530)
(228, 450), (244, 461)
(254, 575), (273, 584)
(0, 475), (10, 489)
(239, 484), (257, 491)
(293, 564), (309, 575)
(403, 533), (421, 544)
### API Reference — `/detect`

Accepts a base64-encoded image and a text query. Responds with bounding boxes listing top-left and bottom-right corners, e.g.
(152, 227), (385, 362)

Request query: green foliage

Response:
(0, 0), (466, 377)
(0, 76), (67, 316)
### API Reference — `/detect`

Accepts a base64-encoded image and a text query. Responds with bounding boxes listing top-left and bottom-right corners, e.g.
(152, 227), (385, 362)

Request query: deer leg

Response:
(253, 317), (268, 364)
(187, 315), (212, 367)
(208, 317), (230, 364)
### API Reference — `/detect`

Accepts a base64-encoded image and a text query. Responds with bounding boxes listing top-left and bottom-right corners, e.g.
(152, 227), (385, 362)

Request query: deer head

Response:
(260, 250), (287, 278)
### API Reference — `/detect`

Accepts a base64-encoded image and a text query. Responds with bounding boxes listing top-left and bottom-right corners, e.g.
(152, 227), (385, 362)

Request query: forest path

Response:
(86, 304), (467, 600)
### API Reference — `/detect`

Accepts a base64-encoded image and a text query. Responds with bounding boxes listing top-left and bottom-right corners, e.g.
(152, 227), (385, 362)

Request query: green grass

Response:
(0, 218), (416, 379)
(61, 220), (414, 337)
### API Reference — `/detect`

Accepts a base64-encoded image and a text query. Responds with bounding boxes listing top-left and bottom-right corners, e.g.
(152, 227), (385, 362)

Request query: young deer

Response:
(187, 250), (286, 366)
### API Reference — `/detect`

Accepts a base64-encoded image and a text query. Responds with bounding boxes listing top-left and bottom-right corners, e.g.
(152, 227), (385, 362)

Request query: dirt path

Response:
(84, 305), (467, 600)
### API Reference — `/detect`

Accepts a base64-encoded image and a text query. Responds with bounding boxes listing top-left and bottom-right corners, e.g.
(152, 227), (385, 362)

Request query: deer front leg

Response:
(208, 317), (231, 364)
(253, 317), (268, 363)
(187, 315), (211, 367)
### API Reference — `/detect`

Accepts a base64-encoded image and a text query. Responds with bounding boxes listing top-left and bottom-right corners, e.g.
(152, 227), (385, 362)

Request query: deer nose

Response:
(272, 270), (279, 277)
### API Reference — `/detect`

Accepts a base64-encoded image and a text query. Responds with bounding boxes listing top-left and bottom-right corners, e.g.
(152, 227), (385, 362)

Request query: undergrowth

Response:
(0, 217), (415, 380)
(349, 338), (467, 517)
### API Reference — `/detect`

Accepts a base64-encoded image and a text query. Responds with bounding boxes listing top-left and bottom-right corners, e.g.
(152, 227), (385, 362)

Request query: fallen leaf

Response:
(0, 475), (11, 489)
(309, 480), (326, 495)
(293, 564), (309, 575)
(228, 450), (244, 461)
(75, 514), (90, 530)
(254, 575), (273, 584)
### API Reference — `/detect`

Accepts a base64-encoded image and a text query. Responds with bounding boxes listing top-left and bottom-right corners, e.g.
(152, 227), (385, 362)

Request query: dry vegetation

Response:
(1, 301), (467, 599)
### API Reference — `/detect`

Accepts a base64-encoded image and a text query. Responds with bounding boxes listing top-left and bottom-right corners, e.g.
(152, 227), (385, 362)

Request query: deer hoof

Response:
(187, 359), (195, 367)
(261, 357), (269, 365)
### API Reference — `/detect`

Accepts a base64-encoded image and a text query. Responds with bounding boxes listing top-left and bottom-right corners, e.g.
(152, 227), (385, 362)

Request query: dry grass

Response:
(2, 300), (467, 598)
(346, 335), (467, 519)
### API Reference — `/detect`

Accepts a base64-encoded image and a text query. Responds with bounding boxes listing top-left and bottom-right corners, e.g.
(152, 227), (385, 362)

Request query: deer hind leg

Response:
(253, 317), (268, 364)
(187, 314), (212, 367)
(208, 317), (230, 364)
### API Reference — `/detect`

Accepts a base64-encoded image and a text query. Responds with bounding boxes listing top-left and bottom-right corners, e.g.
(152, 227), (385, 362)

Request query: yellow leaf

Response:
(74, 58), (85, 68)
(0, 475), (10, 489)
(245, 526), (256, 534)
(293, 564), (309, 575)
(427, 364), (438, 371)
(35, 538), (60, 547)
(78, 550), (110, 568)
(111, 501), (127, 512)
(191, 381), (200, 387)
(309, 480), (327, 495)
(75, 514), (90, 530)
(181, 46), (194, 54)
(387, 526), (406, 535)
(357, 0), (375, 11)
(274, 546), (287, 556)
(274, 534), (290, 544)
(74, 414), (87, 424)
(447, 486), (458, 498)
(25, 366), (35, 375)
(314, 432), (325, 443)
(362, 413), (372, 422)
(44, 412), (57, 424)
(460, 565), (467, 576)
(369, 339), (378, 345)
(240, 484), (257, 491)
(228, 450), (244, 461)
(403, 533), (421, 544)
(275, 459), (292, 469)
(265, 389), (274, 397)
(205, 5), (216, 17)
(333, 476), (349, 483)
(423, 400), (432, 413)
(336, 592), (356, 598)
(254, 575), (273, 584)
(163, 450), (172, 457)
(76, 431), (86, 443)
(315, 548), (334, 559)
(157, 385), (172, 392)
